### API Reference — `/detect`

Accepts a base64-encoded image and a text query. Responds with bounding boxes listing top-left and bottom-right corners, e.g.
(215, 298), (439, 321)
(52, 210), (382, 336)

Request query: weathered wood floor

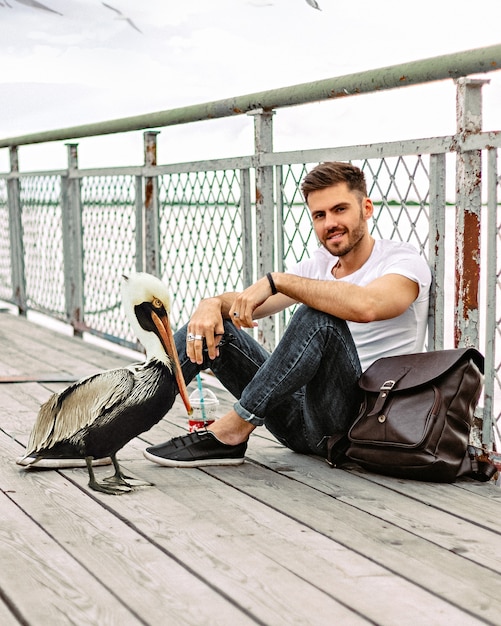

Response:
(1, 311), (500, 626)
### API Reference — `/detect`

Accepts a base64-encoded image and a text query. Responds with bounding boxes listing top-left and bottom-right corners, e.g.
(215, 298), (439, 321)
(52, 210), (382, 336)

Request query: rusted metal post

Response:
(62, 143), (84, 335)
(6, 145), (26, 314)
(250, 109), (276, 351)
(275, 165), (287, 339)
(482, 148), (498, 449)
(239, 167), (253, 290)
(143, 131), (160, 276)
(135, 174), (144, 273)
(428, 153), (446, 351)
(454, 78), (488, 348)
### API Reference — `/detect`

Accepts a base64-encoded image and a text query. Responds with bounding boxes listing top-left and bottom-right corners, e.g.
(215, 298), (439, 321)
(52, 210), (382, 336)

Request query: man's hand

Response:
(229, 276), (272, 329)
(186, 297), (225, 364)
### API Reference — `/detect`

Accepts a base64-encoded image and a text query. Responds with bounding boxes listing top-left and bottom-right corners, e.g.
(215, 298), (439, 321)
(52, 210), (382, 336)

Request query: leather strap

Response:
(367, 367), (410, 417)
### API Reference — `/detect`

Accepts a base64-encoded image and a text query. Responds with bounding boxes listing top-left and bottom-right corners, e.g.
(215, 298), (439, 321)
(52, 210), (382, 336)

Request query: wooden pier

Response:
(0, 311), (500, 625)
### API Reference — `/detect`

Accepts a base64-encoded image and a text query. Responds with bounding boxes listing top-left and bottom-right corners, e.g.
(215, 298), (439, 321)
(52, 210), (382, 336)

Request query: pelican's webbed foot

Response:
(85, 455), (153, 495)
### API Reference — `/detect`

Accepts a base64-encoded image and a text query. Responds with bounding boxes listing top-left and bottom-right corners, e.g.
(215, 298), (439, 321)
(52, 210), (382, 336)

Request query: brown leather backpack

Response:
(327, 348), (497, 483)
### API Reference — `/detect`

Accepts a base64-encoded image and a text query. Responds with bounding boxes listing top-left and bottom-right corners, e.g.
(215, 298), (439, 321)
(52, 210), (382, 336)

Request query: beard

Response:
(323, 214), (367, 258)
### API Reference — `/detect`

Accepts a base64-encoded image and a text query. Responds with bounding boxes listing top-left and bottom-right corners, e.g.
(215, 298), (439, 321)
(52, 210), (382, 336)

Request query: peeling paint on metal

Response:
(329, 90), (350, 98)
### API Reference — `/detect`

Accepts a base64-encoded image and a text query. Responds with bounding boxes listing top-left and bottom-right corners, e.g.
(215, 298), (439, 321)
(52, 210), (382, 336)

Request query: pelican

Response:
(17, 272), (192, 494)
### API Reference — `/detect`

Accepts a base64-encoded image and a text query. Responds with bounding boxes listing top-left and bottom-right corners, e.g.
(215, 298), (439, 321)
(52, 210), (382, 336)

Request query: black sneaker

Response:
(143, 430), (247, 467)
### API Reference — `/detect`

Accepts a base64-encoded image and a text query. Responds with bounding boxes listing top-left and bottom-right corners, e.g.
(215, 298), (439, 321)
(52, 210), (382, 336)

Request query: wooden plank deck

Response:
(0, 310), (500, 626)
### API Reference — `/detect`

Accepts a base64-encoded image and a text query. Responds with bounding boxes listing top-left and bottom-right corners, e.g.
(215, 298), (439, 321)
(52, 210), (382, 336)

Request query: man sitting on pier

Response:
(144, 161), (432, 467)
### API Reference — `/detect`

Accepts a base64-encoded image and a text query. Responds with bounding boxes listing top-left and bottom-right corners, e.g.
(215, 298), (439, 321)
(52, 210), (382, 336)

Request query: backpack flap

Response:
(358, 348), (484, 395)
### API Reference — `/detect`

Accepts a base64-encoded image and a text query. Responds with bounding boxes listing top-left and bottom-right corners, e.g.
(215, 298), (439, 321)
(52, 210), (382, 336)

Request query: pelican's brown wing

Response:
(25, 368), (135, 456)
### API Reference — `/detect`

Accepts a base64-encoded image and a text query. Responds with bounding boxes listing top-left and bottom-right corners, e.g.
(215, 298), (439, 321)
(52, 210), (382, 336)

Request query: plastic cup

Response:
(188, 387), (219, 432)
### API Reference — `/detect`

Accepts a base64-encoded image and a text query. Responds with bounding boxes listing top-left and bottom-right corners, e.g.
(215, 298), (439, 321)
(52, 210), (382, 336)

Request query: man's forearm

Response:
(271, 272), (375, 322)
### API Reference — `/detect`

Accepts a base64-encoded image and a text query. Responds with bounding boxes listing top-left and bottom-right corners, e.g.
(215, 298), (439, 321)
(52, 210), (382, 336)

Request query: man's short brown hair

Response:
(301, 162), (368, 204)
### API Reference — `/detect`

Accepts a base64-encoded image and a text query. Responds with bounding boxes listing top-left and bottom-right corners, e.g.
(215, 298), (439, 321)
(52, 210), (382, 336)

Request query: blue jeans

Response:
(175, 305), (362, 457)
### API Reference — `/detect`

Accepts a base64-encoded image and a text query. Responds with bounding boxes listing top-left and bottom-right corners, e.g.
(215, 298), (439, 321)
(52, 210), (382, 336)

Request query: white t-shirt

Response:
(286, 239), (432, 371)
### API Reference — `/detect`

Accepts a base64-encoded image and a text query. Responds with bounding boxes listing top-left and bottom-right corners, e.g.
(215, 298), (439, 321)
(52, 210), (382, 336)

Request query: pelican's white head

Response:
(121, 272), (193, 415)
(121, 272), (172, 362)
(122, 272), (171, 309)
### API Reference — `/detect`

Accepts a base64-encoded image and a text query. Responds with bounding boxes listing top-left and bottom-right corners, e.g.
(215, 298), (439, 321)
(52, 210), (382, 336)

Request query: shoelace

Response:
(171, 430), (209, 448)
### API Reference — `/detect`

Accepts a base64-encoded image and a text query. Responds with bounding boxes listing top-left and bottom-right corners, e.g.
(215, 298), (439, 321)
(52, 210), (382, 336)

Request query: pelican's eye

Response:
(152, 297), (163, 309)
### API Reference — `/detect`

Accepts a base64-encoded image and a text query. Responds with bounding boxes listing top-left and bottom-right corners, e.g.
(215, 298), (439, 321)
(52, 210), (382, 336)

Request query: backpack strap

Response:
(322, 433), (351, 467)
(457, 446), (498, 482)
(367, 367), (410, 417)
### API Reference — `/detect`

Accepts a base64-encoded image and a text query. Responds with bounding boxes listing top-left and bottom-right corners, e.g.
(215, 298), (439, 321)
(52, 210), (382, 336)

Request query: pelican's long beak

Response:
(150, 310), (193, 415)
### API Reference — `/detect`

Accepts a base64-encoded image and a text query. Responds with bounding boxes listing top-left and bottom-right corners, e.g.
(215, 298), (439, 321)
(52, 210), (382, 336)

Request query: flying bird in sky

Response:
(1, 0), (62, 14)
(102, 2), (142, 33)
(305, 0), (322, 10)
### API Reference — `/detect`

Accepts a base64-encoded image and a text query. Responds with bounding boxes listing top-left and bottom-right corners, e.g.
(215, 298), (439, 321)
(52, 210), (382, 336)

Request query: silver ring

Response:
(187, 333), (204, 342)
(233, 312), (240, 318)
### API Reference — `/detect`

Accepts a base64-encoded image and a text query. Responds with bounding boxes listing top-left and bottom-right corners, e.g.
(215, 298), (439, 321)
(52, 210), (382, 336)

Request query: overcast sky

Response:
(1, 0), (500, 170)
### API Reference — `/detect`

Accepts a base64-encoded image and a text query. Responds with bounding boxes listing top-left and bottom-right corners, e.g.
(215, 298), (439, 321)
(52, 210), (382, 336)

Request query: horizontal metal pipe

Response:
(1, 43), (500, 148)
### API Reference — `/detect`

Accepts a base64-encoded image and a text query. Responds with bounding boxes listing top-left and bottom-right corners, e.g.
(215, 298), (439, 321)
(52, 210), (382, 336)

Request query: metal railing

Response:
(0, 45), (500, 448)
